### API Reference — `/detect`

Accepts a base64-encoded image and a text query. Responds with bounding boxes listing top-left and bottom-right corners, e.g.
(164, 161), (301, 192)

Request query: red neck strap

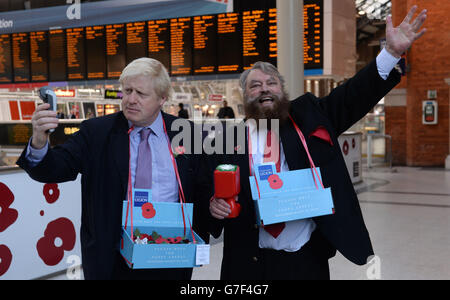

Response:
(124, 119), (195, 242)
(247, 116), (324, 191)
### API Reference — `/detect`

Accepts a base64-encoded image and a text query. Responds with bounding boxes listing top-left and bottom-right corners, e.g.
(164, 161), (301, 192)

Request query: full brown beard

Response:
(244, 92), (291, 125)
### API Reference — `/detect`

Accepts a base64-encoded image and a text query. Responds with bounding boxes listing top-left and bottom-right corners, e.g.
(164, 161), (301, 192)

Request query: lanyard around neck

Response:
(124, 119), (194, 243)
(247, 115), (324, 191)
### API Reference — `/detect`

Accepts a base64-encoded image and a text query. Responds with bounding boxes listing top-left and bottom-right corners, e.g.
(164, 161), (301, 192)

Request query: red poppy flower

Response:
(141, 203), (156, 219)
(268, 174), (283, 190)
(0, 244), (12, 277)
(43, 183), (60, 204)
(0, 183), (18, 233)
(36, 218), (76, 266)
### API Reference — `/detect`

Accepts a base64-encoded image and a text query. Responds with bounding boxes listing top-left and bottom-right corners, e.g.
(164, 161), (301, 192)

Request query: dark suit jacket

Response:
(207, 59), (401, 279)
(17, 111), (210, 280)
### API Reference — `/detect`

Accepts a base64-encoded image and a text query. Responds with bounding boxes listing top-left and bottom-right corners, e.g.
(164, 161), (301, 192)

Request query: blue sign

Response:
(249, 163), (335, 225)
(258, 164), (274, 180)
(133, 188), (151, 207)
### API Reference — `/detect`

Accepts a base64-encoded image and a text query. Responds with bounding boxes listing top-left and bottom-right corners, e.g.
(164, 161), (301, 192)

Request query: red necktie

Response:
(263, 130), (285, 238)
(135, 128), (152, 189)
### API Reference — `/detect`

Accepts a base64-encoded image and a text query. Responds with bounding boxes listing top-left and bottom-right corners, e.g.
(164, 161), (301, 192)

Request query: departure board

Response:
(170, 17), (192, 76)
(193, 15), (216, 74)
(66, 27), (86, 80)
(268, 8), (277, 66)
(12, 32), (30, 82)
(49, 29), (66, 82)
(126, 21), (147, 64)
(0, 5), (327, 83)
(30, 31), (48, 82)
(106, 24), (126, 79)
(148, 19), (170, 72)
(242, 10), (268, 70)
(304, 0), (323, 69)
(0, 34), (12, 83)
(86, 25), (106, 79)
(217, 12), (241, 73)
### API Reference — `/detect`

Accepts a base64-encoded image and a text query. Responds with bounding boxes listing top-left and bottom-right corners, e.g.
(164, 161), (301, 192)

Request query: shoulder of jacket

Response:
(290, 92), (319, 109)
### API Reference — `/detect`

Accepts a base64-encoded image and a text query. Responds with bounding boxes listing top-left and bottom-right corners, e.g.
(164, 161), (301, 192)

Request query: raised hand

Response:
(385, 5), (427, 58)
(31, 103), (58, 149)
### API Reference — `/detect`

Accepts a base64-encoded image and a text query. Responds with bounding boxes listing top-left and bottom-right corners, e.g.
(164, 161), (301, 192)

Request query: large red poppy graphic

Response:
(0, 183), (18, 233)
(0, 244), (12, 277)
(36, 218), (76, 266)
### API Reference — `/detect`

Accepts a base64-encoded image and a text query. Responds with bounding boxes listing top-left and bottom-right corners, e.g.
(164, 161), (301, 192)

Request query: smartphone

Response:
(39, 86), (57, 133)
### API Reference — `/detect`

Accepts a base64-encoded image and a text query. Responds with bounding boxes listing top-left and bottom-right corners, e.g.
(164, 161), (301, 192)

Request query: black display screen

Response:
(193, 15), (217, 75)
(106, 23), (126, 79)
(242, 10), (268, 70)
(12, 32), (30, 82)
(170, 17), (192, 76)
(217, 12), (241, 73)
(86, 25), (106, 79)
(148, 19), (171, 73)
(0, 34), (13, 83)
(30, 31), (49, 82)
(66, 27), (86, 80)
(126, 21), (147, 64)
(49, 29), (67, 82)
(304, 0), (323, 69)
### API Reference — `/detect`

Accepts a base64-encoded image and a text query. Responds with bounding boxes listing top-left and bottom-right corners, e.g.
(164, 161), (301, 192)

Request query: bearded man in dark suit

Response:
(208, 6), (427, 279)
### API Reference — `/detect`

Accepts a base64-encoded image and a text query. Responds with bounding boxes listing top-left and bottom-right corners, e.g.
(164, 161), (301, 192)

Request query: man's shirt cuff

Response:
(26, 138), (49, 166)
(376, 47), (401, 80)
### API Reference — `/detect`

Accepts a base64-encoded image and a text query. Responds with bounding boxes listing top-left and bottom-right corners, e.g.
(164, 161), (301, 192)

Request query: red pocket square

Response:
(309, 126), (333, 146)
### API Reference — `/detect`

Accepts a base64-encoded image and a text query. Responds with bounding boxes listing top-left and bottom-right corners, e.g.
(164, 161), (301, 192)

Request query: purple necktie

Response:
(135, 128), (152, 189)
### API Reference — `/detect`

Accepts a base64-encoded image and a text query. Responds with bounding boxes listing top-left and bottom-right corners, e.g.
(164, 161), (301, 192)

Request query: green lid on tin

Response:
(216, 164), (237, 172)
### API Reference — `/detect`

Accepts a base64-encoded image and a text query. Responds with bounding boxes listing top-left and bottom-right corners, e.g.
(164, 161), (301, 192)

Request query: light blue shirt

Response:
(26, 111), (179, 203)
(128, 112), (179, 203)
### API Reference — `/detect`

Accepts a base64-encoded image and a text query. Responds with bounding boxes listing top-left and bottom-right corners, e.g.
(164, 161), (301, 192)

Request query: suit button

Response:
(252, 256), (258, 262)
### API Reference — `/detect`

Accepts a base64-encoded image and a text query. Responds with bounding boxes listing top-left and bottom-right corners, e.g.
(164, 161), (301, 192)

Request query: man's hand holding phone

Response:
(31, 102), (59, 150)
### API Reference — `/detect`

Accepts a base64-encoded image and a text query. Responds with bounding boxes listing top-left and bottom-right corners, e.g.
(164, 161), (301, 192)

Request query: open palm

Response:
(385, 6), (427, 58)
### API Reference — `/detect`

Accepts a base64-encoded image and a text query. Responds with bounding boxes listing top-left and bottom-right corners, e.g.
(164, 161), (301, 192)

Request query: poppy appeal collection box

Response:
(249, 163), (335, 226)
(120, 193), (207, 269)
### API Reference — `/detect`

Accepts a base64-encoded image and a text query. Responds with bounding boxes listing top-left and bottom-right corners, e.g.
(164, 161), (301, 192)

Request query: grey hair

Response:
(119, 57), (172, 100)
(239, 61), (287, 92)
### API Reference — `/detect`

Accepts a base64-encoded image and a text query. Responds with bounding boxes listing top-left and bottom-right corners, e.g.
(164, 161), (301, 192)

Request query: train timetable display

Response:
(268, 8), (277, 66)
(12, 32), (30, 82)
(193, 15), (216, 74)
(170, 17), (192, 76)
(66, 27), (86, 80)
(148, 19), (170, 72)
(126, 21), (147, 64)
(304, 0), (323, 69)
(242, 10), (268, 70)
(49, 29), (66, 82)
(106, 24), (126, 79)
(30, 31), (48, 82)
(217, 12), (241, 73)
(86, 25), (106, 79)
(0, 34), (12, 83)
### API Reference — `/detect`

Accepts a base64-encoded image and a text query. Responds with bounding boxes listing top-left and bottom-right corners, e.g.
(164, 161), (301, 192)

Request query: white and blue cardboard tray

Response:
(120, 189), (207, 269)
(249, 163), (335, 226)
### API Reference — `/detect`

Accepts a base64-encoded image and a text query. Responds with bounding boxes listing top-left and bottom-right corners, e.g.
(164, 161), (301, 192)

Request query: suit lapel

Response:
(162, 112), (190, 197)
(110, 112), (130, 192)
